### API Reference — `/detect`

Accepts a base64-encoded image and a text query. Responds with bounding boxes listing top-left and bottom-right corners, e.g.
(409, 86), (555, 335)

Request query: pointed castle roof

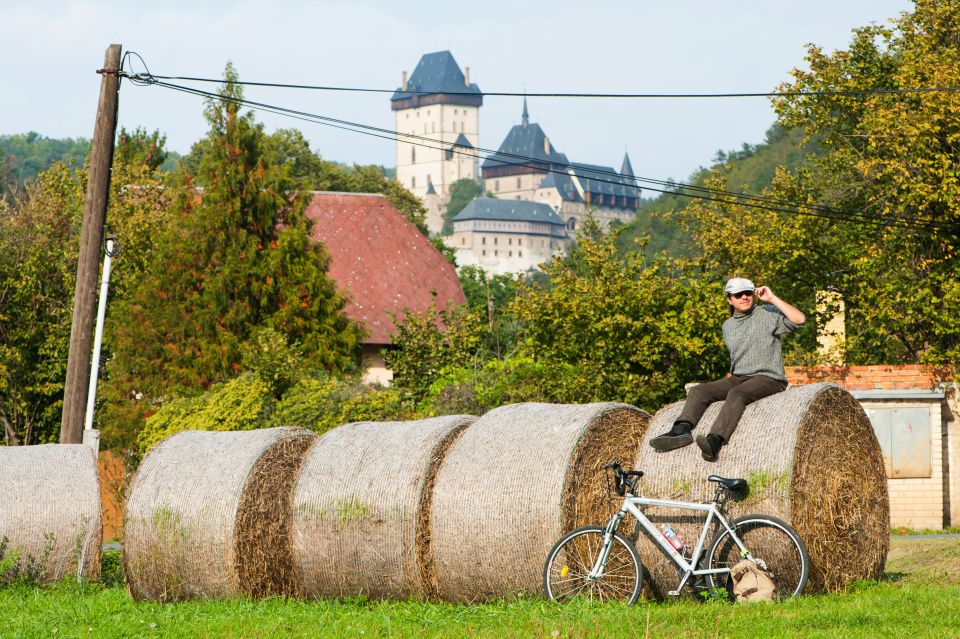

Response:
(481, 101), (568, 170)
(621, 152), (635, 178)
(391, 51), (482, 109)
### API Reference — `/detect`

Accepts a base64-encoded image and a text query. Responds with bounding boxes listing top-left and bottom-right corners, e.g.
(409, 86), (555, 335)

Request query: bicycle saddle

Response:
(707, 475), (748, 492)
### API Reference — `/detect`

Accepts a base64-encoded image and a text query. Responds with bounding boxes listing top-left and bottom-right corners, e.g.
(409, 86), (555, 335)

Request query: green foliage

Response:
(0, 163), (85, 445)
(441, 178), (484, 235)
(424, 356), (584, 416)
(114, 128), (168, 172)
(99, 549), (123, 589)
(0, 132), (89, 188)
(0, 534), (55, 587)
(102, 64), (361, 448)
(457, 265), (521, 357)
(239, 327), (307, 398)
(673, 1), (960, 367)
(383, 298), (487, 404)
(617, 124), (821, 258)
(136, 374), (274, 455)
(507, 220), (729, 411)
(273, 377), (413, 434)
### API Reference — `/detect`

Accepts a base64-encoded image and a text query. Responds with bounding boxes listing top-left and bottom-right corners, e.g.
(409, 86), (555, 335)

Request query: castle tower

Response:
(392, 51), (482, 233)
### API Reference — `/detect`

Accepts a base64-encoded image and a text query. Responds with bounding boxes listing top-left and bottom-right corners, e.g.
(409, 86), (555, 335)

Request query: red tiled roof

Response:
(304, 192), (466, 345)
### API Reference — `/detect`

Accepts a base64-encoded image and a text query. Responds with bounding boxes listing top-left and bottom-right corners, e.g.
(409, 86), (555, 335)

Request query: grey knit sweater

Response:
(722, 305), (805, 382)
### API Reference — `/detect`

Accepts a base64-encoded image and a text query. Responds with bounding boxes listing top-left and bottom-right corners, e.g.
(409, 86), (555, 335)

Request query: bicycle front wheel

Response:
(543, 526), (643, 604)
(706, 515), (810, 599)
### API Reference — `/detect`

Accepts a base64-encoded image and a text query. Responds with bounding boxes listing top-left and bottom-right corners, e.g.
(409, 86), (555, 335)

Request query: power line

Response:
(125, 72), (960, 100)
(123, 72), (952, 233)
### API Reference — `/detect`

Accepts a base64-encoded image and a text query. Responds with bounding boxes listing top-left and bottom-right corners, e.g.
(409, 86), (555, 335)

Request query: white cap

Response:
(724, 277), (755, 295)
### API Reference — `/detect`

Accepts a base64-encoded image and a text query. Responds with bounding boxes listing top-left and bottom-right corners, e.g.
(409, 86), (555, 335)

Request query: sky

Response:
(0, 0), (914, 187)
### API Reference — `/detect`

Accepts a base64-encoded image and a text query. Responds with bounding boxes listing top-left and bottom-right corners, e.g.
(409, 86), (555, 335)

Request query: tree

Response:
(0, 163), (85, 445)
(100, 64), (361, 449)
(675, 1), (960, 367)
(508, 221), (729, 410)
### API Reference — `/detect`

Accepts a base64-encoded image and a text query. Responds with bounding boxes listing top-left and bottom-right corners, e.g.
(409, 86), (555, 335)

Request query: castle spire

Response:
(522, 96), (529, 126)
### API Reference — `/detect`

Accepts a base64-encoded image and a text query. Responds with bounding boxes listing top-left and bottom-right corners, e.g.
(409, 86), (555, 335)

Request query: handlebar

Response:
(605, 460), (644, 496)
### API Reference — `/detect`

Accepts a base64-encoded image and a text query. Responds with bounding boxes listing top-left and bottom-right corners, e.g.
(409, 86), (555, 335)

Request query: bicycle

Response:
(543, 460), (810, 604)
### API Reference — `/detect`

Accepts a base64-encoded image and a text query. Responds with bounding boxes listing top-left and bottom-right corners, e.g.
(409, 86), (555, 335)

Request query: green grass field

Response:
(2, 537), (958, 639)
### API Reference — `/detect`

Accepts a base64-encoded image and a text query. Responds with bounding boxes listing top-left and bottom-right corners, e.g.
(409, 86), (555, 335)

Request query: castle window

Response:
(517, 177), (522, 189)
(482, 250), (486, 256)
(494, 237), (498, 245)
(411, 147), (416, 164)
(495, 180), (500, 192)
(411, 176), (416, 188)
(519, 251), (523, 257)
(495, 250), (498, 256)
(460, 122), (464, 132)
(461, 237), (465, 245)
(482, 237), (486, 245)
(509, 251), (512, 257)
(508, 238), (512, 245)
(432, 122), (435, 133)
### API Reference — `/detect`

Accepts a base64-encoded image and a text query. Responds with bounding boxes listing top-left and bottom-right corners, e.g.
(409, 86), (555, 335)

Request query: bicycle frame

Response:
(588, 494), (753, 596)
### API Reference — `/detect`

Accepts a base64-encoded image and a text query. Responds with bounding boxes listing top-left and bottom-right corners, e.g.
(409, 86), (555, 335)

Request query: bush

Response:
(273, 378), (417, 434)
(423, 357), (586, 416)
(136, 374), (274, 455)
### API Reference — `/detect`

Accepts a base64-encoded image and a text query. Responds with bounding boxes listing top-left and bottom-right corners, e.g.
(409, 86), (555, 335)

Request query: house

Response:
(450, 197), (569, 275)
(304, 192), (466, 383)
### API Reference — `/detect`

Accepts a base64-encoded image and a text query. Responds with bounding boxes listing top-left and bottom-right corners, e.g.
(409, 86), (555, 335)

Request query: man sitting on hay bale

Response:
(650, 278), (806, 462)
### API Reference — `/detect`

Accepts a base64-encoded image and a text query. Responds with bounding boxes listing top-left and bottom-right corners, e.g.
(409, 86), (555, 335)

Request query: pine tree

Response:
(101, 64), (361, 449)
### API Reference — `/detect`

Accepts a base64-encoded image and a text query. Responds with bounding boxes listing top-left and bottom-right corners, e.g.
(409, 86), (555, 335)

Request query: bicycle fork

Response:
(586, 510), (626, 581)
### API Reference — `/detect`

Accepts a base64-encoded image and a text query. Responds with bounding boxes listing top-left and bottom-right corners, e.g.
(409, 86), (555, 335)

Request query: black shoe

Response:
(650, 422), (693, 452)
(696, 434), (724, 462)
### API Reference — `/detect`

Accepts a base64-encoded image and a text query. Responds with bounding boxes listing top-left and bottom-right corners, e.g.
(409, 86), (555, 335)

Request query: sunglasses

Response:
(730, 290), (754, 299)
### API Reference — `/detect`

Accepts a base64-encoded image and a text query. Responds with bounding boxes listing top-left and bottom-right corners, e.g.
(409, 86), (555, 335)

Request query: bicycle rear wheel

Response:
(706, 515), (809, 600)
(543, 526), (643, 604)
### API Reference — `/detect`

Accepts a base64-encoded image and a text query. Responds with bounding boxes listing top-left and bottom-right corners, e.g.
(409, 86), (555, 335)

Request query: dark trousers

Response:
(676, 375), (787, 442)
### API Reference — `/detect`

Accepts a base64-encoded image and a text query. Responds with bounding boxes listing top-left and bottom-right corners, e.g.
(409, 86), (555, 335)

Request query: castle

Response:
(392, 51), (641, 273)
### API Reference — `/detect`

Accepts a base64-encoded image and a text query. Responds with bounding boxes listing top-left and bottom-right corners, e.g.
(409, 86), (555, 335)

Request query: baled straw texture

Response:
(633, 383), (888, 596)
(123, 427), (315, 601)
(292, 415), (474, 599)
(430, 403), (649, 601)
(0, 444), (101, 582)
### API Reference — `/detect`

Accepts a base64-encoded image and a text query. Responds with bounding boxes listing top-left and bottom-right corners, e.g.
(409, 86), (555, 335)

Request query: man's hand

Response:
(755, 285), (805, 324)
(754, 286), (776, 303)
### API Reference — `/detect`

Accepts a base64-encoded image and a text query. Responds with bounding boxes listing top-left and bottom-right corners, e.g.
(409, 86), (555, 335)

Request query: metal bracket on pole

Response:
(83, 236), (119, 455)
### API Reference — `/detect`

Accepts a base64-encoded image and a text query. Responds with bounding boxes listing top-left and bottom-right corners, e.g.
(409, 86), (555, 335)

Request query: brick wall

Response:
(785, 364), (936, 391)
(786, 365), (952, 529)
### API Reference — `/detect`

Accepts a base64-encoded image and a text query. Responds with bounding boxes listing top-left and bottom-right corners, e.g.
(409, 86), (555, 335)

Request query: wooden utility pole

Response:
(60, 44), (122, 444)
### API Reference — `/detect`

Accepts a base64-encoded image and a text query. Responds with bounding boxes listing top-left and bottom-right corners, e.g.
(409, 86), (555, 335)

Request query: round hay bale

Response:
(429, 402), (650, 601)
(633, 382), (889, 596)
(123, 427), (315, 601)
(0, 444), (101, 583)
(291, 415), (473, 599)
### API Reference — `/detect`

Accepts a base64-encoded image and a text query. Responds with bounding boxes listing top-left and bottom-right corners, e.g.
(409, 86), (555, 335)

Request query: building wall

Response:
(396, 103), (479, 199)
(787, 365), (955, 529)
(484, 171), (544, 201)
(361, 345), (393, 385)
(450, 218), (567, 275)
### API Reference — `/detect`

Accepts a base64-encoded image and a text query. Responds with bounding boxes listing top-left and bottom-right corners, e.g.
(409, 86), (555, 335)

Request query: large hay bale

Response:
(292, 415), (474, 599)
(430, 402), (650, 601)
(0, 444), (101, 583)
(633, 382), (888, 596)
(123, 427), (315, 601)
